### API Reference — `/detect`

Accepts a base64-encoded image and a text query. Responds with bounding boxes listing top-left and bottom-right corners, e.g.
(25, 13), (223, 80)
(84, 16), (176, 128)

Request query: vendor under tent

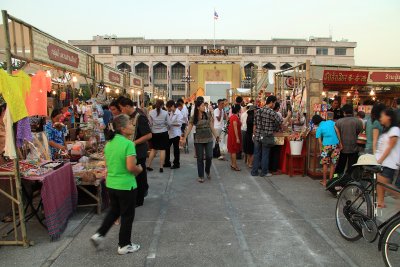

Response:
(274, 61), (400, 178)
(0, 10), (135, 245)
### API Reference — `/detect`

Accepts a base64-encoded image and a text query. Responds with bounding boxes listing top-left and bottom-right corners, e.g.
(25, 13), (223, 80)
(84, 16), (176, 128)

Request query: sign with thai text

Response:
(369, 71), (400, 84)
(47, 44), (79, 68)
(133, 78), (141, 87)
(103, 65), (124, 87)
(323, 70), (368, 85)
(108, 72), (121, 84)
(32, 29), (89, 76)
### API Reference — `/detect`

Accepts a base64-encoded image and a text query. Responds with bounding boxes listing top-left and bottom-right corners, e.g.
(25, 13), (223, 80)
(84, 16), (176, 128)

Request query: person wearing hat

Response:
(312, 115), (340, 187)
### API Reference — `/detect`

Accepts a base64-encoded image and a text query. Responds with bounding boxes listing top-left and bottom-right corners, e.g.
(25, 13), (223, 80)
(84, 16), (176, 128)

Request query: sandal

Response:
(377, 204), (387, 208)
(146, 167), (153, 171)
(197, 178), (205, 183)
(206, 173), (211, 180)
(230, 166), (241, 171)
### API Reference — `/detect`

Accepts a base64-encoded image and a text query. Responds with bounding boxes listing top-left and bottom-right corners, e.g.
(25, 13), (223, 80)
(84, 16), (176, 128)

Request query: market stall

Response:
(275, 61), (400, 178)
(0, 10), (134, 245)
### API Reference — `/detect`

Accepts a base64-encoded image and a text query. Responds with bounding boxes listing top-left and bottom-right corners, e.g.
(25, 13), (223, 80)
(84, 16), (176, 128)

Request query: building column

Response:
(185, 63), (189, 98)
(168, 62), (172, 99)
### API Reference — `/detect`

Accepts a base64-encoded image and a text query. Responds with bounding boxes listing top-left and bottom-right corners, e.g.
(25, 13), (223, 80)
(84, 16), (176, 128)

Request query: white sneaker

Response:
(90, 233), (104, 249)
(218, 156), (224, 160)
(118, 243), (140, 255)
(266, 173), (273, 177)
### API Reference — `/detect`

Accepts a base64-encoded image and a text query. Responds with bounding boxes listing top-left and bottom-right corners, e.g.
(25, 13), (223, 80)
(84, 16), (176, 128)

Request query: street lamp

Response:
(181, 67), (195, 98)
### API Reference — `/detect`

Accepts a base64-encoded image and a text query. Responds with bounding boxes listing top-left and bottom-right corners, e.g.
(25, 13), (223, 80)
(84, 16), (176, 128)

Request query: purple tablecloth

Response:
(23, 163), (77, 240)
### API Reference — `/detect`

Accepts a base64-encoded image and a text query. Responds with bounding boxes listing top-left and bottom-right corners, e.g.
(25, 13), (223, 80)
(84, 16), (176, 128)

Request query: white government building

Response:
(69, 36), (356, 100)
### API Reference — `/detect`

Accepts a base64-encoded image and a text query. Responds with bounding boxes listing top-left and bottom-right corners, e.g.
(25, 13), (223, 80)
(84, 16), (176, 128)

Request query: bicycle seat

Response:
(363, 165), (383, 173)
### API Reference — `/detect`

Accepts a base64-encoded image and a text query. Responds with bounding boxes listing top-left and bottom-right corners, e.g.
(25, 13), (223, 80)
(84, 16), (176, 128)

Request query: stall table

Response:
(280, 138), (307, 176)
(22, 163), (77, 240)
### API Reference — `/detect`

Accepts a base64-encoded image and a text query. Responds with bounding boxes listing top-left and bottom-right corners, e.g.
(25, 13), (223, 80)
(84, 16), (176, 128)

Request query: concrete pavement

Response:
(0, 151), (388, 266)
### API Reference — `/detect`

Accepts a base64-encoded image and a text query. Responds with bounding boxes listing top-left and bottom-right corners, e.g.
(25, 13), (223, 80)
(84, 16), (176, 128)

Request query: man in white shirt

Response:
(166, 100), (183, 169)
(177, 99), (188, 135)
(241, 104), (250, 157)
(214, 99), (226, 159)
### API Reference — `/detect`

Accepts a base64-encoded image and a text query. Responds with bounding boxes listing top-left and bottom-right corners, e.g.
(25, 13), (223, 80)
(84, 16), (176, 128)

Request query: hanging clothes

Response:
(12, 70), (31, 99)
(16, 117), (33, 148)
(3, 108), (17, 159)
(26, 70), (52, 116)
(0, 69), (29, 122)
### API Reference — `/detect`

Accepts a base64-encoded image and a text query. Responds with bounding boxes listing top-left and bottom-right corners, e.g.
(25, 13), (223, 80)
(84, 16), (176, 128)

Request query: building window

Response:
(316, 47), (329, 55)
(172, 84), (185, 91)
(294, 47), (308, 55)
(226, 46), (238, 55)
(335, 47), (347, 56)
(277, 46), (291, 54)
(136, 46), (150, 54)
(242, 46), (256, 54)
(171, 46), (185, 54)
(153, 64), (167, 80)
(77, 46), (92, 53)
(189, 46), (202, 54)
(119, 46), (132, 55)
(98, 46), (111, 54)
(154, 46), (167, 54)
(260, 46), (273, 54)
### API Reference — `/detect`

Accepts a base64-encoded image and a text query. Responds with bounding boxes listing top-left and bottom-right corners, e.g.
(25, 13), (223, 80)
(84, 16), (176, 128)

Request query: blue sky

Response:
(1, 0), (399, 66)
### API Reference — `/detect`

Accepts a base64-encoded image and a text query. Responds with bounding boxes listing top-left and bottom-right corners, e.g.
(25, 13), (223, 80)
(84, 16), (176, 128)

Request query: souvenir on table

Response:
(313, 104), (321, 112)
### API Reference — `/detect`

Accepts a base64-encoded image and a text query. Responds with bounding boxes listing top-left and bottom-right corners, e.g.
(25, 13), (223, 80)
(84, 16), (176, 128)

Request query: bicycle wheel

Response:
(382, 219), (400, 267)
(335, 183), (372, 241)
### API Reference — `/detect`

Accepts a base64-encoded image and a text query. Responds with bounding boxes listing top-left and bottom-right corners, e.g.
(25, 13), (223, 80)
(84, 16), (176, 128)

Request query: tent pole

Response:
(1, 9), (29, 247)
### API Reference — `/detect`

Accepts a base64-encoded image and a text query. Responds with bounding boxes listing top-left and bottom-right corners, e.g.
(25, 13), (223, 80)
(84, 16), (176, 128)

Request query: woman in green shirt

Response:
(91, 114), (143, 255)
(365, 103), (385, 154)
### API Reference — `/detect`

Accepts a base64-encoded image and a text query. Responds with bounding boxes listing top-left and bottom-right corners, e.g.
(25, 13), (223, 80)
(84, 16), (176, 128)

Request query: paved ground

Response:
(0, 150), (394, 267)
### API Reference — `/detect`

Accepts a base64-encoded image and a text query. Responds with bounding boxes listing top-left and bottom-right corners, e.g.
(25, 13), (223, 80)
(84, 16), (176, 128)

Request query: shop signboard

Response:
(368, 71), (400, 84)
(103, 65), (124, 87)
(32, 29), (90, 76)
(285, 77), (295, 88)
(133, 78), (142, 87)
(323, 70), (368, 85)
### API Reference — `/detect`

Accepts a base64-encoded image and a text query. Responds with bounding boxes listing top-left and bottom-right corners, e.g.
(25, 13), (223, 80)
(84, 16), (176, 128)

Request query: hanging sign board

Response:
(285, 77), (295, 88)
(368, 71), (400, 84)
(323, 70), (368, 85)
(103, 65), (124, 87)
(32, 29), (90, 76)
(133, 78), (142, 87)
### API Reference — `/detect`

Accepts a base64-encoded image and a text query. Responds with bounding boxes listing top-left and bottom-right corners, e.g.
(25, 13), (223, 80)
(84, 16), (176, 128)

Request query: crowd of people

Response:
(312, 98), (400, 208)
(85, 93), (399, 255)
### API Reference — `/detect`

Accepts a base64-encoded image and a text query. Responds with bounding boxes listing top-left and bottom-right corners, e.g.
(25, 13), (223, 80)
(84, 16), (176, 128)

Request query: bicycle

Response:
(335, 164), (400, 267)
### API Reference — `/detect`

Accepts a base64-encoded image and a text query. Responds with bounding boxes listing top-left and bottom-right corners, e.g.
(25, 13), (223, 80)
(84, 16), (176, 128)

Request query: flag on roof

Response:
(214, 10), (219, 20)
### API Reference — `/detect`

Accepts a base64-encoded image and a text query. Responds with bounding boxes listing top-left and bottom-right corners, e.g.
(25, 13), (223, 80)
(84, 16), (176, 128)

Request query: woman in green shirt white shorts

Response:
(91, 114), (143, 255)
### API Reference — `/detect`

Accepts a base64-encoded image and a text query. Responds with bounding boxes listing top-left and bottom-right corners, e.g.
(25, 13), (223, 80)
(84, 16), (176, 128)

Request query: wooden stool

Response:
(286, 154), (306, 177)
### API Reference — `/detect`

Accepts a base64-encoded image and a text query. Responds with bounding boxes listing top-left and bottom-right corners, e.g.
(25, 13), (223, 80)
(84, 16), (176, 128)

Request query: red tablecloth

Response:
(279, 138), (307, 175)
(23, 163), (77, 240)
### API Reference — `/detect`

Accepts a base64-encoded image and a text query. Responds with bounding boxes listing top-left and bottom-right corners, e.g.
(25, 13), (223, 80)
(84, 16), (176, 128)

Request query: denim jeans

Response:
(194, 141), (213, 178)
(251, 140), (271, 176)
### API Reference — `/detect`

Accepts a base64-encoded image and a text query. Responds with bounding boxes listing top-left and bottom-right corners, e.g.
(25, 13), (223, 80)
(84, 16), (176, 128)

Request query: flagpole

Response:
(213, 8), (216, 49)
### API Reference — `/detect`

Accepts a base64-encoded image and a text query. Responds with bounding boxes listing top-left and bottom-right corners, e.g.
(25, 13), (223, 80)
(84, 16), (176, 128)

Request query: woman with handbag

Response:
(181, 97), (220, 183)
(227, 104), (242, 171)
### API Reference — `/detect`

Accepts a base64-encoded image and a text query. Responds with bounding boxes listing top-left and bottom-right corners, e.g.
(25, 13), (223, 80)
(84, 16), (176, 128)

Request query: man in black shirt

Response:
(328, 99), (344, 121)
(118, 97), (152, 207)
